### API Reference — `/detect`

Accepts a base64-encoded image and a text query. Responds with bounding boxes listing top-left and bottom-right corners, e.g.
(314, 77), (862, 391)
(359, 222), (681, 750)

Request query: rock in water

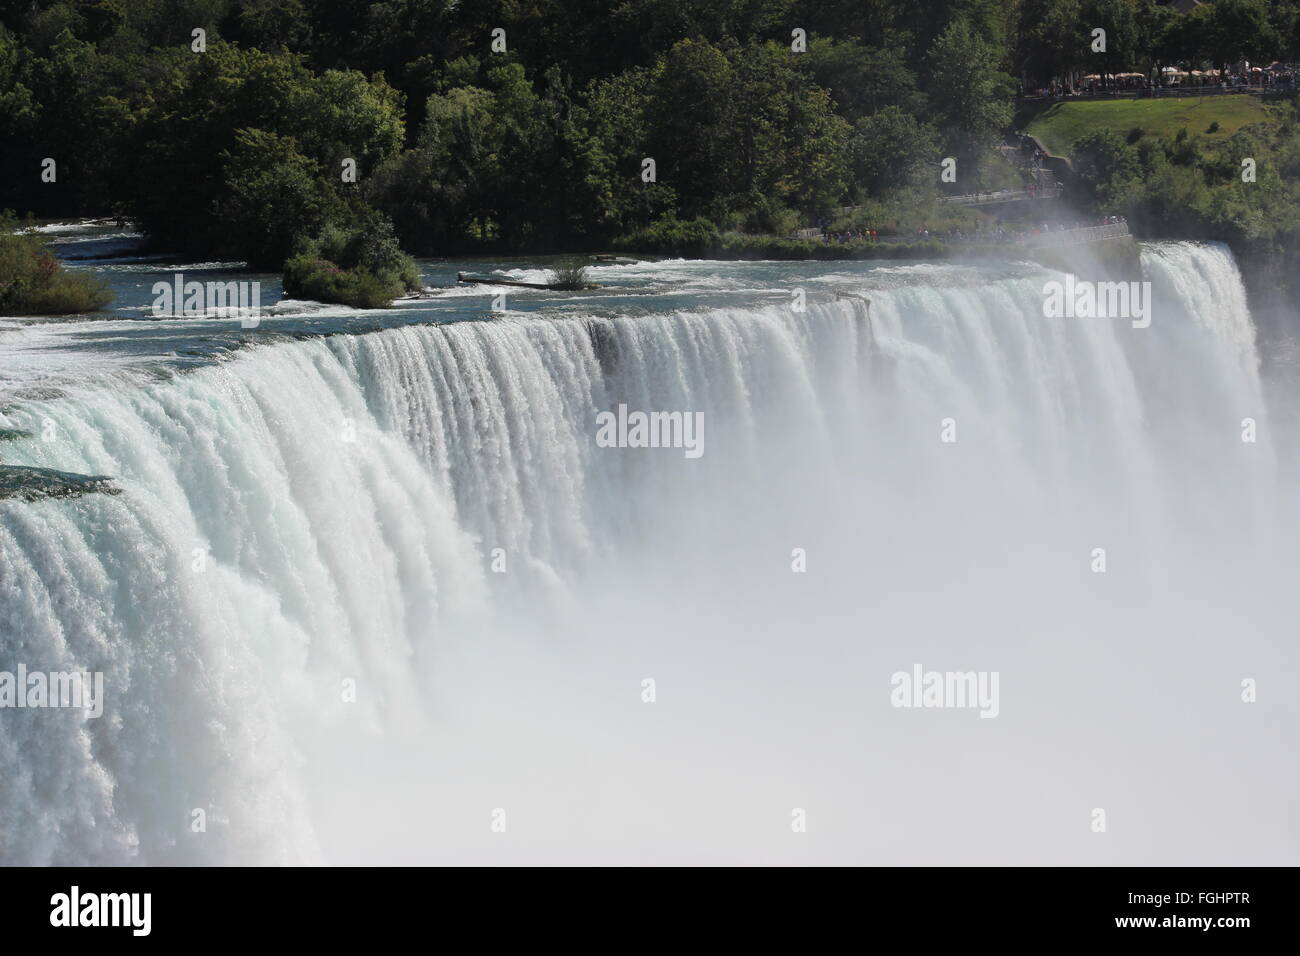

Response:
(0, 465), (120, 502)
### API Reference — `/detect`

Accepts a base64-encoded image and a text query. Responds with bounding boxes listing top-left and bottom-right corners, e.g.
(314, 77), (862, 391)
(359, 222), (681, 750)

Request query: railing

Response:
(1022, 222), (1130, 246)
(941, 186), (1061, 205)
(834, 185), (1060, 218)
(1018, 84), (1294, 102)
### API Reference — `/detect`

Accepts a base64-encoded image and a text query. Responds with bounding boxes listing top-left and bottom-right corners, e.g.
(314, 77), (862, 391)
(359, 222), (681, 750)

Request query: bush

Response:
(340, 208), (421, 291)
(712, 233), (949, 261)
(613, 215), (720, 255)
(740, 197), (800, 237)
(281, 210), (421, 308)
(1207, 121), (1221, 134)
(283, 255), (399, 309)
(829, 187), (980, 235)
(547, 261), (592, 290)
(0, 217), (113, 316)
(1126, 127), (1145, 144)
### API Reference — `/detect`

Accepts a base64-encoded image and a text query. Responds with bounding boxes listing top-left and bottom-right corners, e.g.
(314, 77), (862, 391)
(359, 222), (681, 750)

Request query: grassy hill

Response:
(1014, 93), (1300, 317)
(1023, 96), (1270, 157)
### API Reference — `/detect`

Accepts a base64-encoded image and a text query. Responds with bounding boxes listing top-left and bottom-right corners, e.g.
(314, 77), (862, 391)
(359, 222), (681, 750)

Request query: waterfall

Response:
(2, 242), (1294, 864)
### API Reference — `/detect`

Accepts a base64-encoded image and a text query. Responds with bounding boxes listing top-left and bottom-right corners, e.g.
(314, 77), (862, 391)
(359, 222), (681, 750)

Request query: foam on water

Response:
(1, 242), (1295, 864)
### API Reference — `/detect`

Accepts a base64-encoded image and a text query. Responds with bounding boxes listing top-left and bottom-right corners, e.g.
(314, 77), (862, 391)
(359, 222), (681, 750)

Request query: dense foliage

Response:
(1, 0), (1299, 268)
(283, 210), (421, 307)
(1064, 97), (1300, 289)
(0, 212), (112, 314)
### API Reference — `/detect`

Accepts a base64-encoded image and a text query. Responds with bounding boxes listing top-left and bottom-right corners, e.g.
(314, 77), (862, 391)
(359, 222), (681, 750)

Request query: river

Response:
(1, 224), (1296, 864)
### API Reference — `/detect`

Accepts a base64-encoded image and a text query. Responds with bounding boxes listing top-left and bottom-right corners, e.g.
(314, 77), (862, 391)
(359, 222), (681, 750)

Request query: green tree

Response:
(800, 37), (922, 121)
(222, 129), (335, 269)
(1206, 0), (1280, 67)
(1081, 0), (1141, 88)
(644, 39), (739, 219)
(1016, 0), (1085, 88)
(848, 106), (942, 198)
(579, 68), (676, 237)
(1072, 129), (1142, 208)
(729, 42), (850, 220)
(130, 42), (405, 260)
(924, 18), (1015, 180)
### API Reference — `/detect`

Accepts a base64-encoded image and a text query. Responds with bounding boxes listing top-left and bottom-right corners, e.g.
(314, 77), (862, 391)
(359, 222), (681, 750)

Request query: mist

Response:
(2, 243), (1296, 865)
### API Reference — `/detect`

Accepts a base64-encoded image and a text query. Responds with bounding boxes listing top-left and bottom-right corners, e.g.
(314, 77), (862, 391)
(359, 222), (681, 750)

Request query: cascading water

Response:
(2, 242), (1296, 865)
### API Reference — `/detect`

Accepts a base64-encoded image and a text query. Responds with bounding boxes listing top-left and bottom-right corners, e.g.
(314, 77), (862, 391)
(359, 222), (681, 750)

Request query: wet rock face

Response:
(0, 465), (119, 501)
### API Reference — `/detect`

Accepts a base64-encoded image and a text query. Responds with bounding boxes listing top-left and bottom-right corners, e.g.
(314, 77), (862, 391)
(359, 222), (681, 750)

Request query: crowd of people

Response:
(939, 215), (1129, 245)
(1031, 62), (1297, 100)
(819, 227), (881, 243)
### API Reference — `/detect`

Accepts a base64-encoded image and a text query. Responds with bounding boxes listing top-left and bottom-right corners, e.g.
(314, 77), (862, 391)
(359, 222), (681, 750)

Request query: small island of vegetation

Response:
(0, 214), (111, 315)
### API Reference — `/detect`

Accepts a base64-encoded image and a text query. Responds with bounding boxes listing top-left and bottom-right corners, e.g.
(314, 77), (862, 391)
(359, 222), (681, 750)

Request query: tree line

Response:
(1, 0), (1298, 275)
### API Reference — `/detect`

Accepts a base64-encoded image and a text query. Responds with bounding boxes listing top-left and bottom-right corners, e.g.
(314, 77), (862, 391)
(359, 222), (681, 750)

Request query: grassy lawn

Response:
(1024, 95), (1270, 156)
